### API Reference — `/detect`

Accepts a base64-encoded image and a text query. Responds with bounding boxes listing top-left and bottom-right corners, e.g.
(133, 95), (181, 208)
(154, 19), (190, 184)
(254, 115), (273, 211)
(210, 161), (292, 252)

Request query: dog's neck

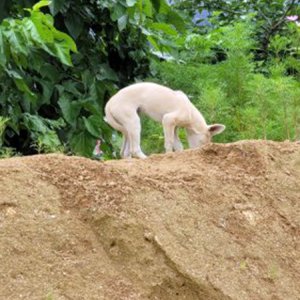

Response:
(189, 106), (207, 133)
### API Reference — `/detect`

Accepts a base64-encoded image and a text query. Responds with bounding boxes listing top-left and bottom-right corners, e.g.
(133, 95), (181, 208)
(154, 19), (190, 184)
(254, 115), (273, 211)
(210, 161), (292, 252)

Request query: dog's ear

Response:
(208, 124), (225, 136)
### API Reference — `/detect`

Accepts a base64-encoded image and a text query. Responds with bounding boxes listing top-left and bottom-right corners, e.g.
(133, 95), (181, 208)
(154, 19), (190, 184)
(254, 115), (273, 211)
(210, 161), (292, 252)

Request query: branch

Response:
(272, 0), (297, 31)
(259, 0), (298, 58)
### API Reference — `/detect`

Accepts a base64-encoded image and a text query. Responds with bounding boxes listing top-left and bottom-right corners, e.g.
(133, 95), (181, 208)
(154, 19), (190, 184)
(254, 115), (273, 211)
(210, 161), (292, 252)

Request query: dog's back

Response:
(105, 82), (192, 123)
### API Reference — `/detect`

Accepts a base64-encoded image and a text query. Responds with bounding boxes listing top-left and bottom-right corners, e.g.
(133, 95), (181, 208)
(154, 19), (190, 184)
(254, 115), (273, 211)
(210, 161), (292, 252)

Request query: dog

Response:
(104, 82), (225, 158)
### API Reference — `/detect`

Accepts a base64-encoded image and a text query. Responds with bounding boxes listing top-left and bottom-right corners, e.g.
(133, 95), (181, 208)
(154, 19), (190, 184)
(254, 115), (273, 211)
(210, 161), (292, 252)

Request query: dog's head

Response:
(187, 124), (225, 148)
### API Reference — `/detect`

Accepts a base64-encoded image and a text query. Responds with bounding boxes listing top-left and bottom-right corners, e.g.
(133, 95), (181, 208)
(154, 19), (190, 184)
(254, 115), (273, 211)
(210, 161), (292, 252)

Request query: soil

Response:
(0, 140), (299, 300)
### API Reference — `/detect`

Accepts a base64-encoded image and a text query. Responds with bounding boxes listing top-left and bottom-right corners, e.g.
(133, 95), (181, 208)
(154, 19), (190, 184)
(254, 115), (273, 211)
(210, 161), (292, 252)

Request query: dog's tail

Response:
(104, 105), (124, 133)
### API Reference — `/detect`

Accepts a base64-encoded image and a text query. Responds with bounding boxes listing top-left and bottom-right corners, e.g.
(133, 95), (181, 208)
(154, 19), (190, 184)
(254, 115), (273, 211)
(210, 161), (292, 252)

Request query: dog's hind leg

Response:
(125, 112), (147, 159)
(105, 106), (131, 158)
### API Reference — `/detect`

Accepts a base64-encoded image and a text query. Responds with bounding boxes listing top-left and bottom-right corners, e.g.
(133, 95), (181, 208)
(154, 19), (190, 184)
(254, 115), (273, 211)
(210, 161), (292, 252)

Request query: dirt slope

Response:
(0, 140), (299, 300)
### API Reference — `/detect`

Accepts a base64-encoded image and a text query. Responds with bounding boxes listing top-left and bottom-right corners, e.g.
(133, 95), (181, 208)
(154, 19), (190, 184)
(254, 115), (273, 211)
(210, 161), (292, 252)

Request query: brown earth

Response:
(0, 140), (299, 300)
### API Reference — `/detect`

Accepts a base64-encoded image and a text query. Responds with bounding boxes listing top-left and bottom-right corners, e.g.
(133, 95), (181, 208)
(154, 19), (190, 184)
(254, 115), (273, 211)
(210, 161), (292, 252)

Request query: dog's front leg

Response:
(162, 113), (176, 153)
(173, 127), (183, 151)
(127, 113), (147, 159)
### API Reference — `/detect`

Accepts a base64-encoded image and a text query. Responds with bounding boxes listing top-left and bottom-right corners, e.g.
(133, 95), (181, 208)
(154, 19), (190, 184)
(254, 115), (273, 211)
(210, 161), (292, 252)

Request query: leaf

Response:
(51, 39), (73, 66)
(64, 13), (84, 39)
(37, 79), (54, 105)
(150, 22), (177, 35)
(33, 0), (51, 12)
(22, 113), (48, 134)
(39, 63), (61, 81)
(151, 0), (169, 14)
(83, 115), (102, 138)
(81, 100), (101, 115)
(81, 70), (94, 90)
(53, 29), (77, 52)
(147, 35), (160, 50)
(44, 117), (65, 130)
(96, 64), (119, 81)
(118, 15), (128, 32)
(49, 0), (65, 16)
(110, 4), (127, 22)
(2, 21), (28, 56)
(0, 31), (6, 67)
(36, 130), (62, 152)
(27, 14), (53, 43)
(28, 11), (77, 65)
(5, 102), (22, 135)
(5, 69), (35, 98)
(62, 80), (81, 96)
(70, 130), (95, 157)
(0, 117), (9, 147)
(166, 10), (186, 33)
(143, 0), (153, 17)
(126, 0), (137, 7)
(58, 95), (81, 126)
(150, 0), (161, 12)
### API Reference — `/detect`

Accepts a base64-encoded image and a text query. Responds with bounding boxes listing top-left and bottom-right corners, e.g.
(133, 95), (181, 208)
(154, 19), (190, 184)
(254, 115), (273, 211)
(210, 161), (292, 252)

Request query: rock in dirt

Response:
(0, 140), (299, 300)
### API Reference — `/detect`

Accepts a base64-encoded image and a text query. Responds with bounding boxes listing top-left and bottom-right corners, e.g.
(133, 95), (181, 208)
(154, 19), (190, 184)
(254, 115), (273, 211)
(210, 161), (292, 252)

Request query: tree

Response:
(0, 0), (185, 157)
(173, 0), (300, 59)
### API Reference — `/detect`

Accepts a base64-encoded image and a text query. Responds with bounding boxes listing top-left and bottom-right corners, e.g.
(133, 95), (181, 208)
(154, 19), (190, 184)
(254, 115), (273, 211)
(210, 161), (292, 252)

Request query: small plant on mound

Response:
(0, 117), (9, 144)
(0, 116), (14, 158)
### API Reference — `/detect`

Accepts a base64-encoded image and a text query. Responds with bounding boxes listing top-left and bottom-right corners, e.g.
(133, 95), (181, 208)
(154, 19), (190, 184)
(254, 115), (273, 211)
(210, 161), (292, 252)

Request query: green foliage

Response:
(144, 20), (300, 152)
(0, 1), (77, 155)
(174, 0), (300, 60)
(23, 113), (66, 153)
(0, 0), (186, 157)
(0, 147), (16, 158)
(0, 116), (9, 147)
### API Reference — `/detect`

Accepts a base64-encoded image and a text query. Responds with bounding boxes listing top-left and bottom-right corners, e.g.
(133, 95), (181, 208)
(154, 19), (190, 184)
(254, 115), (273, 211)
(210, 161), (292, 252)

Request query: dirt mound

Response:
(0, 140), (299, 300)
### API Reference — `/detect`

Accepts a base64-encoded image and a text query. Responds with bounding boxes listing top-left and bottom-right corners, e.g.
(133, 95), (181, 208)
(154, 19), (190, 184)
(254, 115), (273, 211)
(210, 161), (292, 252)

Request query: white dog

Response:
(104, 82), (225, 158)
